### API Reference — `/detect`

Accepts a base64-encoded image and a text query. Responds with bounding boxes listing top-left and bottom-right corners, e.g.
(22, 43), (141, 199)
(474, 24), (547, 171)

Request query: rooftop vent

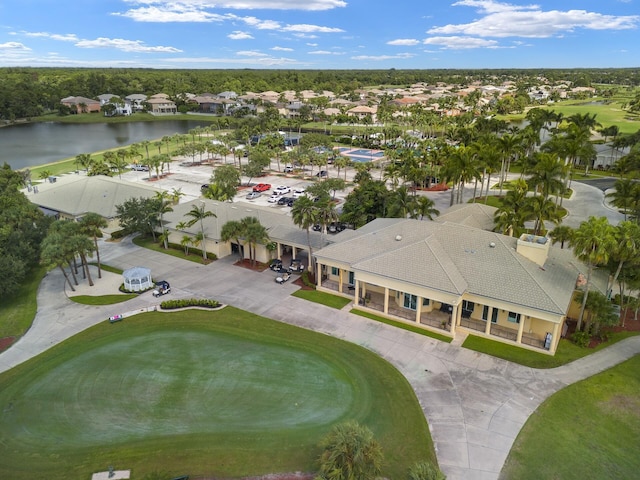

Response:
(395, 235), (402, 241)
(489, 242), (496, 248)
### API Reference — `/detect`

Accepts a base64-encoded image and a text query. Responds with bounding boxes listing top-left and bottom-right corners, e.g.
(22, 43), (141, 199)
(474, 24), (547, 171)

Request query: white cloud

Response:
(387, 39), (420, 46)
(424, 36), (500, 49)
(165, 55), (301, 67)
(228, 31), (254, 40)
(115, 6), (229, 23)
(428, 0), (640, 38)
(351, 53), (415, 61)
(236, 50), (269, 56)
(75, 37), (182, 53)
(308, 50), (345, 55)
(0, 42), (31, 51)
(23, 32), (79, 42)
(120, 0), (346, 13)
(306, 43), (318, 47)
(271, 46), (293, 51)
(281, 24), (344, 33)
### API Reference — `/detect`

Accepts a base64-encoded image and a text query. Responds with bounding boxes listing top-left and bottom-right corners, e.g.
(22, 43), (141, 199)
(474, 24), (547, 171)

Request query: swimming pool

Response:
(334, 147), (386, 163)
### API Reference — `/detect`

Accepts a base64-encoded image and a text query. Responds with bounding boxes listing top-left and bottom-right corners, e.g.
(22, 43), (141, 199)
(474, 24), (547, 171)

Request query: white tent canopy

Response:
(123, 266), (152, 292)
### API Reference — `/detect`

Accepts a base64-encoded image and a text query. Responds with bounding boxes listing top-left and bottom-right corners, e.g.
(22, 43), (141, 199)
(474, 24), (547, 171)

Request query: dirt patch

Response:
(0, 336), (17, 353)
(599, 394), (640, 418)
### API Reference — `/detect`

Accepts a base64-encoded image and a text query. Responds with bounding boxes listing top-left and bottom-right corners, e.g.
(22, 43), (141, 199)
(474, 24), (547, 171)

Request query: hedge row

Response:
(160, 298), (220, 309)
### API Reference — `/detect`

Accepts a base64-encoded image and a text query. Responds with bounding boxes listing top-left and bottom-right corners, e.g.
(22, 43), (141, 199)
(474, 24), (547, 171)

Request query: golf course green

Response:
(0, 307), (435, 479)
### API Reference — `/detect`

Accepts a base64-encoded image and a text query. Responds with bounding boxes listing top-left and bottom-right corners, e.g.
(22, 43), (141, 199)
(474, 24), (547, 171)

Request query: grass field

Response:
(0, 307), (435, 480)
(0, 266), (47, 339)
(501, 355), (640, 480)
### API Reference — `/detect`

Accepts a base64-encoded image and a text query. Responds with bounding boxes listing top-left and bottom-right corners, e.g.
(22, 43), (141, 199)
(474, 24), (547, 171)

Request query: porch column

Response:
(353, 280), (360, 307)
(551, 322), (560, 353)
(316, 262), (322, 288)
(516, 315), (525, 344)
(338, 269), (343, 293)
(449, 305), (456, 334)
(485, 307), (492, 335)
(383, 287), (389, 314)
(292, 246), (297, 259)
(453, 304), (460, 327)
(277, 242), (282, 260)
(415, 296), (422, 324)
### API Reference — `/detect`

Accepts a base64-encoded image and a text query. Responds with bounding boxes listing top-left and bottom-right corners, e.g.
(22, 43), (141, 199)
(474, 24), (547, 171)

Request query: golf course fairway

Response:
(0, 307), (435, 479)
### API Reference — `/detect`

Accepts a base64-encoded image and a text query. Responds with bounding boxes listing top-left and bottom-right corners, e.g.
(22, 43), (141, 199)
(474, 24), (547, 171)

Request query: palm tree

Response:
(79, 212), (108, 279)
(241, 217), (270, 266)
(185, 202), (216, 260)
(606, 178), (638, 221)
(570, 216), (617, 331)
(523, 195), (561, 235)
(387, 185), (414, 218)
(220, 220), (245, 260)
(291, 195), (319, 273)
(154, 191), (174, 249)
(180, 235), (192, 255)
(317, 420), (383, 480)
(528, 152), (565, 200)
(607, 221), (640, 298)
(414, 196), (440, 220)
(549, 225), (573, 249)
(408, 461), (446, 480)
(40, 232), (76, 291)
(75, 153), (92, 172)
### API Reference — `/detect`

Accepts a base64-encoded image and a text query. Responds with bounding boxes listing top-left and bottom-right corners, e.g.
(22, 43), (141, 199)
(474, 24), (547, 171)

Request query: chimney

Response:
(516, 234), (550, 267)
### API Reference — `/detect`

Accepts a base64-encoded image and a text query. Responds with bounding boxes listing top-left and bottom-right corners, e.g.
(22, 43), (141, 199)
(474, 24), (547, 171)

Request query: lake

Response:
(0, 120), (213, 170)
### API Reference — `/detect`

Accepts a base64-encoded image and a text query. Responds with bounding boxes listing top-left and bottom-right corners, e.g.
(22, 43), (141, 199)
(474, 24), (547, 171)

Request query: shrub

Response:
(110, 229), (126, 239)
(571, 330), (591, 348)
(301, 270), (316, 289)
(160, 298), (220, 310)
(408, 461), (446, 480)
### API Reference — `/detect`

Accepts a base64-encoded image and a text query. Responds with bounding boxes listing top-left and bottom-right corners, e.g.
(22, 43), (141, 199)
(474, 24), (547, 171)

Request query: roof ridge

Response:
(422, 234), (468, 294)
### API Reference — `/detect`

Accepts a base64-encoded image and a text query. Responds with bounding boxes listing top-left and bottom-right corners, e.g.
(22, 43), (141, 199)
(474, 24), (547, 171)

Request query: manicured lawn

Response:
(0, 266), (47, 339)
(462, 331), (640, 368)
(132, 235), (214, 264)
(350, 309), (453, 343)
(292, 289), (352, 309)
(0, 308), (435, 480)
(69, 294), (137, 305)
(501, 355), (640, 480)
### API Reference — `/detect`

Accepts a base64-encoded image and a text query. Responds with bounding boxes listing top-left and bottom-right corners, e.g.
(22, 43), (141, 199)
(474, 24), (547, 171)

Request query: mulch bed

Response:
(234, 258), (270, 272)
(0, 336), (17, 353)
(565, 308), (640, 348)
(196, 474), (314, 480)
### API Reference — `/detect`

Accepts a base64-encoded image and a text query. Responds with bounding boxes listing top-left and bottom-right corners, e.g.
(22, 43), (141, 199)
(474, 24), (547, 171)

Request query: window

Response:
(507, 311), (521, 324)
(331, 267), (339, 276)
(422, 298), (430, 306)
(462, 300), (475, 312)
(403, 293), (417, 310)
(348, 271), (355, 285)
(482, 305), (498, 323)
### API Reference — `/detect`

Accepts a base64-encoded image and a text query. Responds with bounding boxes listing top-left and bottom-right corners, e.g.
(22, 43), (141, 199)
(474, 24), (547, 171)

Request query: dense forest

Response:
(1, 67), (639, 121)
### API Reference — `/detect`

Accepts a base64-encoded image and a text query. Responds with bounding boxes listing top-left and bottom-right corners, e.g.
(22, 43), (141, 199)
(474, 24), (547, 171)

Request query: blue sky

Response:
(1, 0), (638, 69)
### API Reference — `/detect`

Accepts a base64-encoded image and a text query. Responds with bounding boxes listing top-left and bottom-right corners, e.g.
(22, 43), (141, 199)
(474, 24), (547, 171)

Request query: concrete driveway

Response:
(1, 237), (638, 480)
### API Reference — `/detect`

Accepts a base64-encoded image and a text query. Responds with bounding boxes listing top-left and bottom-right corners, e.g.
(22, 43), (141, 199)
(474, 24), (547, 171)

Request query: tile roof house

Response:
(313, 208), (598, 355)
(60, 96), (101, 114)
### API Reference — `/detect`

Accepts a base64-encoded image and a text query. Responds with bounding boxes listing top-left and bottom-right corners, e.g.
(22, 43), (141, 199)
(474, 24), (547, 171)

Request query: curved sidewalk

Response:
(1, 239), (639, 480)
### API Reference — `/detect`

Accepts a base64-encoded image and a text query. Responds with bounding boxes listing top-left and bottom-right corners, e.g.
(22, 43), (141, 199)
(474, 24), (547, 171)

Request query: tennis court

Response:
(335, 147), (385, 163)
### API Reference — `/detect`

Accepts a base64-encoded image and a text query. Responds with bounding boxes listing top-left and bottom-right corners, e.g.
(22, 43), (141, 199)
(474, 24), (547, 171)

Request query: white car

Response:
(292, 188), (306, 198)
(267, 194), (279, 203)
(273, 185), (291, 195)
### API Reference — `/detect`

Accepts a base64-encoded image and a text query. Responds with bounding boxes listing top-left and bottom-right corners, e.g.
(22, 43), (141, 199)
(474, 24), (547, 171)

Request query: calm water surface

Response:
(0, 120), (211, 170)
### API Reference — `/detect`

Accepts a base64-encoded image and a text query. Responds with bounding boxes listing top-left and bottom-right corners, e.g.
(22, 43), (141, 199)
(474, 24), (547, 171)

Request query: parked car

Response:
(284, 166), (294, 173)
(267, 194), (279, 203)
(316, 170), (328, 178)
(277, 196), (294, 206)
(273, 185), (291, 195)
(269, 259), (284, 272)
(289, 259), (305, 272)
(246, 191), (261, 200)
(328, 222), (346, 234)
(201, 184), (210, 191)
(152, 280), (171, 297)
(275, 271), (291, 285)
(130, 164), (149, 172)
(252, 183), (271, 192)
(292, 188), (306, 198)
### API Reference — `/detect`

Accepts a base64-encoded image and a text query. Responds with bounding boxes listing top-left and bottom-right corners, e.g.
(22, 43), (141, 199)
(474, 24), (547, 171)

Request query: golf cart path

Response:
(1, 237), (639, 480)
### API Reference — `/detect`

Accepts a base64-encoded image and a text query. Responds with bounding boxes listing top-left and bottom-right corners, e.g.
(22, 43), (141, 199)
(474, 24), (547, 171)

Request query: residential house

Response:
(60, 96), (101, 114)
(147, 94), (177, 115)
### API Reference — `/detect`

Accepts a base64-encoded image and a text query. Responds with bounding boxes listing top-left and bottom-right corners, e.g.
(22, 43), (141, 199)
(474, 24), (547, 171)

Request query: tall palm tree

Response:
(79, 212), (108, 279)
(40, 232), (76, 291)
(185, 202), (216, 260)
(220, 220), (245, 260)
(606, 178), (638, 221)
(154, 191), (174, 249)
(291, 196), (319, 272)
(241, 217), (270, 266)
(414, 196), (440, 220)
(607, 221), (640, 298)
(528, 152), (565, 200)
(549, 225), (573, 249)
(387, 185), (414, 218)
(523, 195), (562, 235)
(570, 216), (617, 331)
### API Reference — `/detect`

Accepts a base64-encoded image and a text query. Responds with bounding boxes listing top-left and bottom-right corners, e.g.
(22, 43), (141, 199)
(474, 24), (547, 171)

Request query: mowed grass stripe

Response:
(0, 307), (434, 480)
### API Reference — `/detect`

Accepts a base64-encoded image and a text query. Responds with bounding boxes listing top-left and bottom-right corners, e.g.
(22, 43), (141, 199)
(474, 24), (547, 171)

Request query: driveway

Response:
(1, 237), (638, 480)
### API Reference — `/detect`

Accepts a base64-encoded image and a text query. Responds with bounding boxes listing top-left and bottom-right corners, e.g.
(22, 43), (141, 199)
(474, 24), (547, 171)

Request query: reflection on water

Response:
(0, 119), (211, 170)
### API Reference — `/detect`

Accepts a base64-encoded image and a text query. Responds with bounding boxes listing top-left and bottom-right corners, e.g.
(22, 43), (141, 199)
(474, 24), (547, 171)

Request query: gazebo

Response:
(123, 266), (152, 292)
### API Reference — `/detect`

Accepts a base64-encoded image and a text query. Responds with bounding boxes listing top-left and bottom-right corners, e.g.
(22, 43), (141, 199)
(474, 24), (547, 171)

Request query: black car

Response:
(316, 170), (328, 178)
(277, 196), (294, 206)
(201, 184), (210, 191)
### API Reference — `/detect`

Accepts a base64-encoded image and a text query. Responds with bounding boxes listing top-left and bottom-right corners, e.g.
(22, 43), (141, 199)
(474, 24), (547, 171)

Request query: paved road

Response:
(1, 237), (638, 480)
